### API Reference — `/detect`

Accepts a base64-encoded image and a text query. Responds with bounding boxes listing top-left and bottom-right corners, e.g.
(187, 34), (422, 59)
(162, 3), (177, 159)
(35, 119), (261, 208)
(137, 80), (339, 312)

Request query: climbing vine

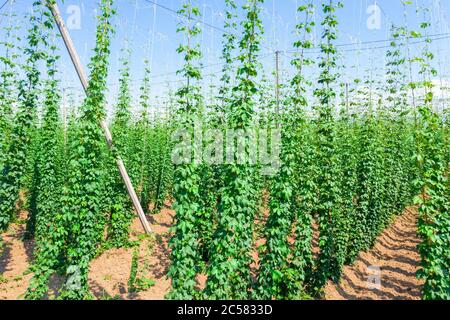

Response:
(167, 1), (204, 300)
(26, 30), (65, 300)
(312, 0), (346, 292)
(0, 13), (19, 175)
(205, 0), (264, 300)
(0, 0), (44, 232)
(257, 0), (315, 300)
(414, 5), (449, 300)
(60, 0), (115, 300)
(106, 50), (134, 248)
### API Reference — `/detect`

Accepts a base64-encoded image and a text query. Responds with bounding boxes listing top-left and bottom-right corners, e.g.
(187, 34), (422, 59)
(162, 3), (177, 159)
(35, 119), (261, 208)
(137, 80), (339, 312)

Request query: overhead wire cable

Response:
(0, 0), (10, 12)
(142, 0), (274, 52)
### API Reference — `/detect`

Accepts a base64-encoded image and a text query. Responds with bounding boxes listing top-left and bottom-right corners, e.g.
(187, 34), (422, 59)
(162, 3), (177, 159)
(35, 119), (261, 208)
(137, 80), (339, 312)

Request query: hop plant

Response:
(167, 1), (204, 300)
(205, 0), (264, 300)
(59, 0), (116, 300)
(0, 0), (45, 232)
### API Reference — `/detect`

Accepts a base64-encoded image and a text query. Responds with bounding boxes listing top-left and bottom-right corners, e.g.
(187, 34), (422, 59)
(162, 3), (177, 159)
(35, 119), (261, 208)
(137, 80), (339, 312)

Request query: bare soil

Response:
(324, 207), (423, 300)
(0, 205), (423, 300)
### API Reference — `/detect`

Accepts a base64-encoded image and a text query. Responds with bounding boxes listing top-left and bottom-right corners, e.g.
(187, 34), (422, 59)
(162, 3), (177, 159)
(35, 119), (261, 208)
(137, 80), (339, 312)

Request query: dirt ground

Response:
(0, 205), (423, 300)
(324, 207), (423, 300)
(0, 208), (175, 300)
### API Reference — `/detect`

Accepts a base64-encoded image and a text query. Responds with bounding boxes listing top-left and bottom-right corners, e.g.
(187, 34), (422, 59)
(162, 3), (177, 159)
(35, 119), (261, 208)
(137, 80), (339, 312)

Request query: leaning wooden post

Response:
(47, 1), (152, 234)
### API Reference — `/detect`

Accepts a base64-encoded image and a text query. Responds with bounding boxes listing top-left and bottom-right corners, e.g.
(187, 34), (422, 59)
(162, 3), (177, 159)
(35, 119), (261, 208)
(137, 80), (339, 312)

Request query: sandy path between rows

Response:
(324, 207), (423, 300)
(0, 206), (423, 300)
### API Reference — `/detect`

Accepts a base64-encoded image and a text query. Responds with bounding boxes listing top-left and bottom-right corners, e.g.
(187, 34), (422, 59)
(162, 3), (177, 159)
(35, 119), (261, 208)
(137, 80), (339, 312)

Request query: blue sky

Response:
(1, 0), (450, 115)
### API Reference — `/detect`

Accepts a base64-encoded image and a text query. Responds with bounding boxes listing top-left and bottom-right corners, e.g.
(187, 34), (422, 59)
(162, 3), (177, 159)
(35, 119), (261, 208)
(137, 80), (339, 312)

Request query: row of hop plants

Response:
(166, 0), (448, 300)
(410, 3), (449, 300)
(0, 0), (173, 299)
(0, 0), (447, 300)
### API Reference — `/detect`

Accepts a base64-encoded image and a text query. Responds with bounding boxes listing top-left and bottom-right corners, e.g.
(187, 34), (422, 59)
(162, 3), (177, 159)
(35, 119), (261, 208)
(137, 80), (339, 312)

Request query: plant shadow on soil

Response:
(324, 208), (423, 300)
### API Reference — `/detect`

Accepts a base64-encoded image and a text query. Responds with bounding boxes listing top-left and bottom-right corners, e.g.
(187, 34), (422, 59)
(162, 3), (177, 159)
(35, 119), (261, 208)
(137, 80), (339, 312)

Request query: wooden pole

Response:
(345, 82), (349, 113)
(47, 1), (152, 234)
(275, 50), (280, 126)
